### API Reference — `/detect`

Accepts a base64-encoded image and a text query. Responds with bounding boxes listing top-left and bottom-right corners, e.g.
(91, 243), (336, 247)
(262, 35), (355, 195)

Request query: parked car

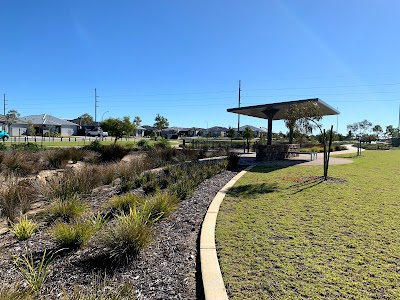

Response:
(86, 128), (109, 137)
(0, 130), (10, 141)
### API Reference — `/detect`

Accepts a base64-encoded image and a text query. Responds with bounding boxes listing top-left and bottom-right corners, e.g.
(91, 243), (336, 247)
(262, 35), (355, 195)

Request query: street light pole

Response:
(101, 111), (109, 122)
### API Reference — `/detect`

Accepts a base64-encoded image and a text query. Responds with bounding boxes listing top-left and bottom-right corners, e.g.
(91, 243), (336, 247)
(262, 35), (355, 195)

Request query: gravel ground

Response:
(0, 170), (239, 299)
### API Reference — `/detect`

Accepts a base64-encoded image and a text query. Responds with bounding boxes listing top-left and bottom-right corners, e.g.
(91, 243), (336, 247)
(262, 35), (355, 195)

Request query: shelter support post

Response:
(262, 108), (279, 145)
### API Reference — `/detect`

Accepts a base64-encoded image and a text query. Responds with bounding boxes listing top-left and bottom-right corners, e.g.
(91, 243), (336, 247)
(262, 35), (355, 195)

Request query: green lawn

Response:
(216, 150), (400, 299)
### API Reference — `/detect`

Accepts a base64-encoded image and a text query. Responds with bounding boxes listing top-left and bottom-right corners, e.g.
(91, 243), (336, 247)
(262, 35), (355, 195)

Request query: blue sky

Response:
(1, 0), (400, 134)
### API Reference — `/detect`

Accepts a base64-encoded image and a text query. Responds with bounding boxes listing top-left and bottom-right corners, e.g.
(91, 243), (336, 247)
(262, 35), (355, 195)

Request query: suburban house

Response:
(20, 114), (79, 136)
(142, 125), (156, 137)
(161, 127), (190, 139)
(238, 125), (268, 138)
(134, 126), (145, 138)
(208, 126), (229, 137)
(0, 115), (29, 136)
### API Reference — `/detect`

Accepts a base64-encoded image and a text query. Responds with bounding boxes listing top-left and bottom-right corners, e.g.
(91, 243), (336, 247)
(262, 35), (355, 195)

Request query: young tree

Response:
(154, 114), (169, 137)
(27, 121), (35, 136)
(385, 125), (399, 138)
(79, 113), (94, 126)
(101, 116), (135, 145)
(359, 119), (372, 136)
(5, 109), (20, 134)
(347, 119), (372, 140)
(134, 116), (142, 126)
(242, 126), (253, 153)
(226, 126), (236, 147)
(372, 125), (383, 141)
(283, 102), (323, 143)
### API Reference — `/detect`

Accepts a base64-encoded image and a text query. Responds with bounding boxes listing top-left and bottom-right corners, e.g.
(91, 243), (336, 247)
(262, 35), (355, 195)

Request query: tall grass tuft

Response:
(136, 139), (153, 151)
(143, 192), (178, 221)
(10, 215), (38, 240)
(0, 285), (32, 300)
(99, 144), (130, 162)
(41, 166), (103, 200)
(13, 249), (58, 293)
(117, 157), (152, 193)
(44, 148), (89, 168)
(0, 151), (39, 176)
(0, 178), (36, 223)
(107, 193), (144, 215)
(100, 206), (152, 263)
(168, 179), (196, 200)
(51, 220), (95, 249)
(97, 163), (118, 185)
(47, 196), (88, 222)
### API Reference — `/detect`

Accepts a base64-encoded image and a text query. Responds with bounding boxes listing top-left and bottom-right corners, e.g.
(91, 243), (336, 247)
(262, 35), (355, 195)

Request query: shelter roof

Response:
(227, 98), (339, 120)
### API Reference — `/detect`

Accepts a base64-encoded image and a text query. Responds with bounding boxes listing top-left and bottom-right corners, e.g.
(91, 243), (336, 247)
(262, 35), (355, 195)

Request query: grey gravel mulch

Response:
(0, 170), (239, 299)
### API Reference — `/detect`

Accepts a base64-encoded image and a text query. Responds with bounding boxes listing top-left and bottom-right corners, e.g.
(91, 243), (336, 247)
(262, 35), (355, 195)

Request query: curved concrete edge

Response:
(200, 166), (254, 300)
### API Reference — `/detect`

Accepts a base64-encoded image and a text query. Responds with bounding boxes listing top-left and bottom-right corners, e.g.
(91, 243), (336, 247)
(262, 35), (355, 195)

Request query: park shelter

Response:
(227, 98), (339, 145)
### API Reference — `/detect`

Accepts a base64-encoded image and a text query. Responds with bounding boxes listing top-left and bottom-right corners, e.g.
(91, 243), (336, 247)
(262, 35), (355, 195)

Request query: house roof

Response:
(208, 126), (229, 131)
(21, 114), (79, 126)
(163, 126), (190, 131)
(239, 125), (268, 132)
(227, 98), (339, 120)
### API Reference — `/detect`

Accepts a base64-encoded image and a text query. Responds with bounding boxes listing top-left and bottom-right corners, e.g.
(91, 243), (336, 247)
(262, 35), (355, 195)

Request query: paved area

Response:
(238, 144), (362, 167)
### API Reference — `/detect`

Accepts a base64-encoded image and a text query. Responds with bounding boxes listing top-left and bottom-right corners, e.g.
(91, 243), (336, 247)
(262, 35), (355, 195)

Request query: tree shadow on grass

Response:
(286, 176), (324, 194)
(226, 182), (278, 198)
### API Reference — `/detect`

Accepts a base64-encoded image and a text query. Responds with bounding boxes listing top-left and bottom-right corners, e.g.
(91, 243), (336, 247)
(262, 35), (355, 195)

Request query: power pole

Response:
(237, 80), (241, 134)
(94, 88), (99, 125)
(3, 94), (5, 115)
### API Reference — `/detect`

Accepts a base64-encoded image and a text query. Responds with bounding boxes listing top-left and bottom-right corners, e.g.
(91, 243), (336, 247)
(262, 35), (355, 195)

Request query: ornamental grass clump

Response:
(0, 178), (35, 223)
(141, 180), (160, 196)
(51, 220), (95, 249)
(136, 139), (153, 151)
(107, 193), (144, 215)
(117, 158), (151, 193)
(96, 163), (118, 185)
(100, 206), (152, 263)
(42, 167), (102, 200)
(10, 215), (38, 240)
(44, 149), (71, 169)
(47, 195), (88, 222)
(13, 249), (57, 293)
(168, 179), (196, 200)
(99, 144), (130, 162)
(0, 151), (39, 177)
(143, 192), (178, 222)
(0, 285), (32, 300)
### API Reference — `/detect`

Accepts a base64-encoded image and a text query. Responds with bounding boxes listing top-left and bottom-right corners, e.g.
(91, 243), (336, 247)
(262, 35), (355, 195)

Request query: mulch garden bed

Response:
(0, 170), (240, 299)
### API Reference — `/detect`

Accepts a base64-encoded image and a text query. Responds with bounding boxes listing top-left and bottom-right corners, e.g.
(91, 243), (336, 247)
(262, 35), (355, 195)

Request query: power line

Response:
(243, 91), (400, 98)
(243, 82), (400, 92)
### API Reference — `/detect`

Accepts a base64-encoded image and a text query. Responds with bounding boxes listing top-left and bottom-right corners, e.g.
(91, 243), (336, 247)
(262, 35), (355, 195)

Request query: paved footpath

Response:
(238, 144), (363, 167)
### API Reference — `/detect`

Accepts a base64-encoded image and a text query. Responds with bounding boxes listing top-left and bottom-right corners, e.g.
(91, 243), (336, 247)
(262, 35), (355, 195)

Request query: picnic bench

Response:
(287, 149), (318, 161)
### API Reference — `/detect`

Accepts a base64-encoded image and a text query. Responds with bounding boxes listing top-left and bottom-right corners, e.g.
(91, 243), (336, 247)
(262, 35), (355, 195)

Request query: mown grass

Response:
(216, 150), (400, 299)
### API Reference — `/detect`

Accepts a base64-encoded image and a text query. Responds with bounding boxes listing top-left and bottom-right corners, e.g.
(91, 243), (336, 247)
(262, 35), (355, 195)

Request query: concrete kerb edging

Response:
(200, 165), (254, 300)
